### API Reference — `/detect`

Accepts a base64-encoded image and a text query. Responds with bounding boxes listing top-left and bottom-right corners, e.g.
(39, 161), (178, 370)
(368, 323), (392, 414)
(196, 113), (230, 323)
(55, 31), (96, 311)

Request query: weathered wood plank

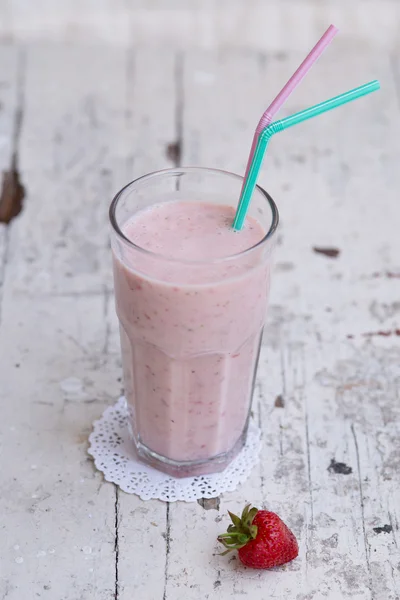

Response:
(299, 340), (400, 599)
(116, 48), (178, 600)
(0, 44), (130, 599)
(0, 47), (23, 600)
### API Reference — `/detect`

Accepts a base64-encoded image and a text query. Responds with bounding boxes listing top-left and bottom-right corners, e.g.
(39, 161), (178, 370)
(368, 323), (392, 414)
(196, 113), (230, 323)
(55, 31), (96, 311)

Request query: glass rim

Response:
(109, 167), (279, 265)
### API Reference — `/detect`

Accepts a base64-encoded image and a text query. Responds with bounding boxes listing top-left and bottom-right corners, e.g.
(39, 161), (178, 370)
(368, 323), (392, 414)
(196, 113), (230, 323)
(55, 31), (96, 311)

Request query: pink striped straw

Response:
(241, 24), (338, 186)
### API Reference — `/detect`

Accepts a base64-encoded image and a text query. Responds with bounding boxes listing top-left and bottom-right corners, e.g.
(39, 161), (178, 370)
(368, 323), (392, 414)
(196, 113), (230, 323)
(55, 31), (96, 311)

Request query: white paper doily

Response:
(88, 397), (262, 502)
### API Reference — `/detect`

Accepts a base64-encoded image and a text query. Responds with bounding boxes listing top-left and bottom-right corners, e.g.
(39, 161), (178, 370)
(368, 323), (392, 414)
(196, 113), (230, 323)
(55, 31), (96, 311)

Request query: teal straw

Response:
(233, 79), (380, 230)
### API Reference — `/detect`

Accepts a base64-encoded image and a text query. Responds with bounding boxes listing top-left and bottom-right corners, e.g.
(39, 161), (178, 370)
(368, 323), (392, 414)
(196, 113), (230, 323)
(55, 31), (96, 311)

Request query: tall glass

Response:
(109, 168), (278, 477)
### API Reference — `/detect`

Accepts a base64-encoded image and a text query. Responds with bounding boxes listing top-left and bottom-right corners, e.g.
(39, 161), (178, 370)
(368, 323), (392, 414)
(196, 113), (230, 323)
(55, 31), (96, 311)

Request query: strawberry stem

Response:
(218, 504), (259, 552)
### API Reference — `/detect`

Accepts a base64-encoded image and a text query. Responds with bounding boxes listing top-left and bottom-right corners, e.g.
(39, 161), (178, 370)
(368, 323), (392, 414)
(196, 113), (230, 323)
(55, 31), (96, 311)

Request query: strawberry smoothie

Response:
(110, 168), (278, 476)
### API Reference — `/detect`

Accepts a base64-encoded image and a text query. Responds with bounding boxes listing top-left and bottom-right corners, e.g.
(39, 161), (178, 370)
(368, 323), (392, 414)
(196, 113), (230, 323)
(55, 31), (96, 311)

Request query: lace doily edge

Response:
(87, 438), (263, 501)
(87, 397), (263, 501)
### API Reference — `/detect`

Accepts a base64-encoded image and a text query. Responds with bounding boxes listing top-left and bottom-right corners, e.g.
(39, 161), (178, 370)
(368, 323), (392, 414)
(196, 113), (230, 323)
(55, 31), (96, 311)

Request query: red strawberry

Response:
(218, 504), (298, 569)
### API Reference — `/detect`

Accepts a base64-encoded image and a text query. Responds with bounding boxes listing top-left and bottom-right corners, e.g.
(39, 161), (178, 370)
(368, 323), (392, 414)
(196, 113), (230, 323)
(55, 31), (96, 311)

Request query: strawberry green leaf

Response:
(228, 511), (242, 528)
(247, 508), (259, 526)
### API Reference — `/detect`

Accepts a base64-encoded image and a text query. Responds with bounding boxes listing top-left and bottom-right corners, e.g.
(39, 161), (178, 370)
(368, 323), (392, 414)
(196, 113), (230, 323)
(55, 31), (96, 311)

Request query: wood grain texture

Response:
(0, 44), (128, 600)
(0, 42), (399, 600)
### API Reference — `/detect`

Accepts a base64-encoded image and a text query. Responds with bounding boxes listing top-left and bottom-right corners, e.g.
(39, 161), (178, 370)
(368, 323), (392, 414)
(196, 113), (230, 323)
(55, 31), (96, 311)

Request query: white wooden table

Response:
(0, 42), (399, 600)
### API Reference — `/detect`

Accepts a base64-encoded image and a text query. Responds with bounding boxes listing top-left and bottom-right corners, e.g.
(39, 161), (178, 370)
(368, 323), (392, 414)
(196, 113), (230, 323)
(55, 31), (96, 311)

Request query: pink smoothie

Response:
(112, 201), (270, 465)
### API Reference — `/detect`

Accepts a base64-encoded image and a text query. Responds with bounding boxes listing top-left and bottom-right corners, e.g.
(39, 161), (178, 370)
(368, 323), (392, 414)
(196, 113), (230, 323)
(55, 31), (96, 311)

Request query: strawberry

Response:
(218, 504), (298, 569)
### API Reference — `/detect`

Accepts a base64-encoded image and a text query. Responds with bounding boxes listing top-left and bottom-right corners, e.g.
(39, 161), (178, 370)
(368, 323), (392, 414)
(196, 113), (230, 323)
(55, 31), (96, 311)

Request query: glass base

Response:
(135, 431), (247, 478)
